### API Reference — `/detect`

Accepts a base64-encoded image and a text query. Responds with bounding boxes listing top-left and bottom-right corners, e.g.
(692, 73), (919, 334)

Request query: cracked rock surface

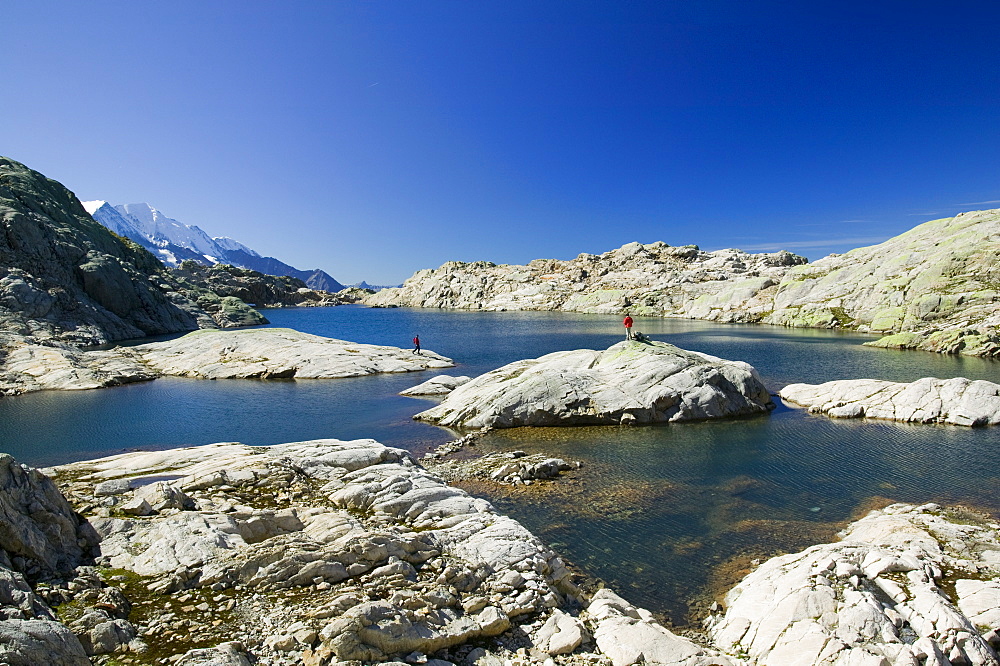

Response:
(126, 328), (454, 379)
(48, 439), (578, 663)
(780, 377), (1000, 426)
(5, 438), (1000, 666)
(367, 210), (1000, 358)
(415, 340), (772, 428)
(707, 503), (1000, 665)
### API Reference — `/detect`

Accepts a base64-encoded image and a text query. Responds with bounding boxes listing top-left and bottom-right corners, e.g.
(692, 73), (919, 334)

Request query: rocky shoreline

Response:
(31, 438), (731, 665)
(0, 438), (997, 665)
(0, 328), (453, 394)
(366, 210), (1000, 359)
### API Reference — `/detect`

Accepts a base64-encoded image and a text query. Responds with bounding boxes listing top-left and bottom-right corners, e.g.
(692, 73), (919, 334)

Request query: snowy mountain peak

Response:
(114, 203), (223, 258)
(86, 200), (345, 291)
(84, 200), (150, 246)
(213, 236), (260, 258)
(81, 200), (107, 215)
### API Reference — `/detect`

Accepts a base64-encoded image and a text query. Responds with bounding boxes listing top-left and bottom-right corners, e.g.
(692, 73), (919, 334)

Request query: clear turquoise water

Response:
(3, 306), (999, 624)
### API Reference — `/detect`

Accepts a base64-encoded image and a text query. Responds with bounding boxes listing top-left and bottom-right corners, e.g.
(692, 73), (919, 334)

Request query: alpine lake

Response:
(4, 305), (1000, 627)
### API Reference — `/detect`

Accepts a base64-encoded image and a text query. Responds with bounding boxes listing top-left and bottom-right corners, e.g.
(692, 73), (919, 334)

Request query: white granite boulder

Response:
(780, 376), (1000, 426)
(707, 503), (1000, 665)
(0, 619), (90, 666)
(400, 375), (472, 396)
(587, 589), (734, 666)
(531, 608), (588, 656)
(0, 454), (97, 577)
(415, 340), (772, 428)
(174, 641), (253, 666)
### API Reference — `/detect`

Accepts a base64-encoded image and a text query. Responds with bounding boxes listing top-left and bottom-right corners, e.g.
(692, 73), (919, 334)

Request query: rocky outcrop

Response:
(48, 439), (580, 663)
(766, 209), (1000, 352)
(41, 437), (772, 664)
(0, 156), (203, 347)
(414, 340), (772, 429)
(368, 210), (1000, 357)
(0, 454), (99, 664)
(1, 328), (453, 394)
(337, 286), (376, 303)
(400, 375), (472, 396)
(170, 261), (347, 310)
(865, 328), (1000, 358)
(0, 343), (155, 393)
(0, 156), (345, 398)
(588, 589), (733, 666)
(127, 327), (454, 379)
(707, 503), (1000, 666)
(0, 454), (97, 578)
(367, 241), (805, 320)
(1, 439), (999, 665)
(780, 377), (1000, 426)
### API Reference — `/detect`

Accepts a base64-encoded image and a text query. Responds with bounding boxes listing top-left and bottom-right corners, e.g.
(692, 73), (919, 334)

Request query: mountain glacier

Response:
(83, 201), (344, 291)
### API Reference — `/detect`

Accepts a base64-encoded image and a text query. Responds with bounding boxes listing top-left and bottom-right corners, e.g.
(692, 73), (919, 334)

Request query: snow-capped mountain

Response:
(82, 201), (143, 243)
(115, 203), (227, 260)
(213, 235), (260, 257)
(83, 201), (344, 291)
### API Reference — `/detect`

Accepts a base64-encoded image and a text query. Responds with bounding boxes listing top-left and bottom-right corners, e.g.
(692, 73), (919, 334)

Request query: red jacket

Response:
(623, 317), (633, 328)
(413, 337), (420, 345)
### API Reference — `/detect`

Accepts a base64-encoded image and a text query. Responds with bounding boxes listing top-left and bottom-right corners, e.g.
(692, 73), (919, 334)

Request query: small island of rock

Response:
(126, 327), (454, 379)
(780, 376), (1000, 426)
(414, 340), (772, 429)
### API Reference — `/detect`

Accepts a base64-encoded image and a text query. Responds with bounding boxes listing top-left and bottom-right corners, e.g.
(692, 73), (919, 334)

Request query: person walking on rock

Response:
(412, 335), (421, 355)
(623, 314), (634, 340)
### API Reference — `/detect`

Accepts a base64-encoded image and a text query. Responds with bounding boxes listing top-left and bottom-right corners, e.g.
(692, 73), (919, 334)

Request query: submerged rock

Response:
(414, 340), (773, 428)
(780, 376), (1000, 426)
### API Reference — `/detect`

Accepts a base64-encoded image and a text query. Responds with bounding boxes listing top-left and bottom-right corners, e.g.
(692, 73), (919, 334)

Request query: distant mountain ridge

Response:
(84, 201), (344, 291)
(367, 211), (1000, 358)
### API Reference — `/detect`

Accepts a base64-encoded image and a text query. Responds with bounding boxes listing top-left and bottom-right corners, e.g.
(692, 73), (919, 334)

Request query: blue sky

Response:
(5, 1), (999, 284)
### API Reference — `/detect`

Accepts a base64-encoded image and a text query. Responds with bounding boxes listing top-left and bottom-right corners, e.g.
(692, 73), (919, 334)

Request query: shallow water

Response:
(2, 306), (999, 624)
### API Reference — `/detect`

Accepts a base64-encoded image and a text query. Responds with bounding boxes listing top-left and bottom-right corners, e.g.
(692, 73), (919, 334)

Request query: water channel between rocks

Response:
(3, 305), (999, 626)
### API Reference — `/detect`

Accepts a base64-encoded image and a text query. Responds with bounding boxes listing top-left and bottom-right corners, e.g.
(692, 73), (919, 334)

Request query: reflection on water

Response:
(459, 407), (1000, 625)
(1, 306), (999, 624)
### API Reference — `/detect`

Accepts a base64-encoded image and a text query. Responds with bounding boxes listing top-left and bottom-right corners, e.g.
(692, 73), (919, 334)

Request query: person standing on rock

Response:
(623, 314), (634, 340)
(412, 335), (421, 355)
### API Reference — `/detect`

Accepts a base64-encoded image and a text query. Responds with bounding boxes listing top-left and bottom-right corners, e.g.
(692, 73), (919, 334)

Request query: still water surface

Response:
(3, 306), (999, 624)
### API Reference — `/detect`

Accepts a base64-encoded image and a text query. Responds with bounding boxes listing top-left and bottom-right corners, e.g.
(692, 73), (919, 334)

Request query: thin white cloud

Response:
(955, 199), (1000, 206)
(793, 219), (871, 228)
(733, 236), (891, 252)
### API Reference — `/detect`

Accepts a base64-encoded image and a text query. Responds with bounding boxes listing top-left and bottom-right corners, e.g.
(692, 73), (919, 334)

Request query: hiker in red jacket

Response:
(623, 314), (634, 340)
(412, 335), (421, 355)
